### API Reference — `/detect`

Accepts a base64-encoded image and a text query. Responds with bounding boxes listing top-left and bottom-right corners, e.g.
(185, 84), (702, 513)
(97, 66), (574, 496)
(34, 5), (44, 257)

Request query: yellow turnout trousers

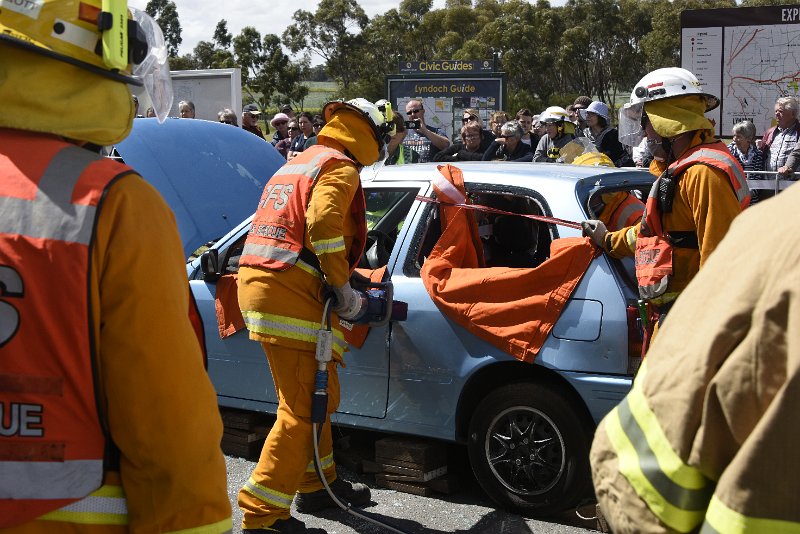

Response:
(238, 344), (339, 529)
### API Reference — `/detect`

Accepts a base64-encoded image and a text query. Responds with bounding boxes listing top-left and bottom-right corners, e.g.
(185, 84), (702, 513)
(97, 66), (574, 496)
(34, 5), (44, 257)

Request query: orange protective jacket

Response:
(605, 131), (744, 302)
(0, 129), (231, 533)
(238, 138), (366, 358)
(240, 145), (366, 273)
(598, 192), (645, 232)
(421, 165), (597, 363)
(591, 184), (800, 534)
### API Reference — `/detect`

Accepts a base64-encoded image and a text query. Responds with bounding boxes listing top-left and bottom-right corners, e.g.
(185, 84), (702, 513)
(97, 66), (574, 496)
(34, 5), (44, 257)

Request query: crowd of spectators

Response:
(207, 95), (799, 178)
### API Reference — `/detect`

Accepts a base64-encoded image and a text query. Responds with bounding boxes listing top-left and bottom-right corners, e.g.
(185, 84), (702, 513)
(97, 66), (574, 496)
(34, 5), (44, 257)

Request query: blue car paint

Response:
(187, 162), (654, 444)
(115, 118), (285, 257)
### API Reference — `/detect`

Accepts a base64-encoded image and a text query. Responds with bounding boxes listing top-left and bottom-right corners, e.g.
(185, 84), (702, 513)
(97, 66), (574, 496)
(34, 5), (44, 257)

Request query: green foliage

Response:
(173, 0), (778, 119)
(282, 0), (369, 90)
(144, 0), (182, 57)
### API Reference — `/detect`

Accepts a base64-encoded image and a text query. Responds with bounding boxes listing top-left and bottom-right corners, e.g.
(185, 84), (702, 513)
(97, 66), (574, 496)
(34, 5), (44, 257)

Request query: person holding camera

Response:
(402, 99), (450, 162)
(481, 121), (533, 161)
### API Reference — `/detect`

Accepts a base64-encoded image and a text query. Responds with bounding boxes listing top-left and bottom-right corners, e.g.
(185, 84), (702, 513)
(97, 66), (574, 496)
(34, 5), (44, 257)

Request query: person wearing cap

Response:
(580, 101), (633, 167)
(237, 98), (393, 533)
(581, 67), (749, 345)
(0, 0), (231, 531)
(281, 103), (296, 119)
(270, 112), (291, 145)
(242, 103), (266, 140)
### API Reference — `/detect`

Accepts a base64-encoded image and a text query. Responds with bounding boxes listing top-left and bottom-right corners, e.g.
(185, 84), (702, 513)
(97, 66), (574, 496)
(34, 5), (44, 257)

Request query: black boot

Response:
(295, 478), (371, 513)
(243, 516), (325, 533)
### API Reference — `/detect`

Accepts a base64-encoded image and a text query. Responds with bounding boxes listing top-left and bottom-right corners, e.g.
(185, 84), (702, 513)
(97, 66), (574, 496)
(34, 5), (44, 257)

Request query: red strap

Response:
(415, 195), (583, 229)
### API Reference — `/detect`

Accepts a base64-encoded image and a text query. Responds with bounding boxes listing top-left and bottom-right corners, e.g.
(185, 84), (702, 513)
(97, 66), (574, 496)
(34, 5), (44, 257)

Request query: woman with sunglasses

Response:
(435, 122), (492, 162)
(273, 120), (299, 159)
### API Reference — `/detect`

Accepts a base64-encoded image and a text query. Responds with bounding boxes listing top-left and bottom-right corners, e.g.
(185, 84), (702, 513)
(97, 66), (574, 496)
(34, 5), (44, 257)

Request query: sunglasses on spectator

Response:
(220, 120), (233, 124)
(274, 121), (288, 126)
(290, 126), (301, 131)
(406, 108), (423, 116)
(462, 116), (478, 124)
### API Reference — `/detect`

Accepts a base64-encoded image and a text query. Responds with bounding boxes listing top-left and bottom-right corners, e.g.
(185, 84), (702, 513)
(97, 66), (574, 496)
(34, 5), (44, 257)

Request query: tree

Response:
(640, 0), (735, 72)
(282, 0), (369, 90)
(192, 20), (234, 70)
(144, 0), (182, 57)
(213, 20), (233, 49)
(233, 29), (308, 111)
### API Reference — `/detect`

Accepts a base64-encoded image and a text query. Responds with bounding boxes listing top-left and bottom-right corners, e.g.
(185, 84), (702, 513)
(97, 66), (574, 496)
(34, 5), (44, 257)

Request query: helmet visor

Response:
(618, 102), (644, 147)
(130, 8), (173, 123)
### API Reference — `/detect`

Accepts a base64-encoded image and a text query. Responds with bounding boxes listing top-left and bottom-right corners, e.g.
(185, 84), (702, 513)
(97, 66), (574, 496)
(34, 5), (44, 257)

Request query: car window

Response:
(407, 186), (556, 276)
(220, 188), (419, 275)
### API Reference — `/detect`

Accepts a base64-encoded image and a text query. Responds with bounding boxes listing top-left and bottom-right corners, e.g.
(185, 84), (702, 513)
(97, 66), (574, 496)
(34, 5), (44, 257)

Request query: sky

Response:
(130, 0), (448, 59)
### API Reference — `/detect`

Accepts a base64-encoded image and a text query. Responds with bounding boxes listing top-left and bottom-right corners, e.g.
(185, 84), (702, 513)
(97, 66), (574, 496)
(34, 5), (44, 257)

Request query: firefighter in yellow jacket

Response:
(590, 182), (800, 534)
(0, 1), (231, 532)
(581, 67), (748, 336)
(237, 99), (393, 533)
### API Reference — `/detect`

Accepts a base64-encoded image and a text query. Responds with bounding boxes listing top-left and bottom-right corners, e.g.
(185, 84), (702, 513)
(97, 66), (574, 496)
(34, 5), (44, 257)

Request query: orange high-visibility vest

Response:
(600, 192), (645, 231)
(240, 145), (367, 273)
(0, 130), (134, 526)
(635, 142), (749, 300)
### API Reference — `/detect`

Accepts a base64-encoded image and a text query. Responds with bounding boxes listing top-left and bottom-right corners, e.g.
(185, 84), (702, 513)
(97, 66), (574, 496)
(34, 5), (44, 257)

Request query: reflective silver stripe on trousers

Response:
(54, 494), (128, 515)
(0, 459), (103, 498)
(0, 145), (99, 244)
(680, 149), (750, 204)
(242, 242), (299, 264)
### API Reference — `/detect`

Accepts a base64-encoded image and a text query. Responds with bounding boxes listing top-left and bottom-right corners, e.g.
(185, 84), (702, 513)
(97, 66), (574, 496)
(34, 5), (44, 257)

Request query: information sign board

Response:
(681, 5), (800, 136)
(386, 74), (505, 141)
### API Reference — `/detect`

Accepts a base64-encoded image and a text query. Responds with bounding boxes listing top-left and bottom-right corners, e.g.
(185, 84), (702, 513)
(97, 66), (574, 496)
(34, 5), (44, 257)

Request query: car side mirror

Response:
(200, 249), (221, 283)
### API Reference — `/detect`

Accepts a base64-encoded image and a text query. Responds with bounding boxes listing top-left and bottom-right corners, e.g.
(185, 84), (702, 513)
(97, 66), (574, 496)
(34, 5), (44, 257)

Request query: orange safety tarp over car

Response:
(421, 164), (598, 363)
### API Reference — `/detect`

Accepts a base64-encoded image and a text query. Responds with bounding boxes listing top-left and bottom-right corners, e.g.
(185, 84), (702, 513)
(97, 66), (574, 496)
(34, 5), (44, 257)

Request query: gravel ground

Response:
(224, 429), (600, 534)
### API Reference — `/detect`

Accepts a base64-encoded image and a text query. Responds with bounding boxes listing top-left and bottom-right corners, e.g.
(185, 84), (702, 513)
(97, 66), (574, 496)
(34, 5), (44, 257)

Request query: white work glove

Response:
(331, 282), (365, 321)
(581, 219), (608, 248)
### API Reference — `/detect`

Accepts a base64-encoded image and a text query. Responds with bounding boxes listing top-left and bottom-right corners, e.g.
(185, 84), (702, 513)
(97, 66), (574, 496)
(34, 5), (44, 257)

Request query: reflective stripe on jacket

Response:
(599, 192), (645, 232)
(240, 145), (366, 273)
(0, 133), (132, 526)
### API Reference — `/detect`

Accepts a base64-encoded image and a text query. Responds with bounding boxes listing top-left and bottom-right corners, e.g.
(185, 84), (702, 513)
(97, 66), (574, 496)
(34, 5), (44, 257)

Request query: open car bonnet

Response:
(114, 118), (285, 258)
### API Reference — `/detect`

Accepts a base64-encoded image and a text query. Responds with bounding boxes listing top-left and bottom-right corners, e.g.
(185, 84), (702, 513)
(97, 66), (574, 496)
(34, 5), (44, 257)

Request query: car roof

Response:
(115, 118), (285, 257)
(363, 161), (650, 186)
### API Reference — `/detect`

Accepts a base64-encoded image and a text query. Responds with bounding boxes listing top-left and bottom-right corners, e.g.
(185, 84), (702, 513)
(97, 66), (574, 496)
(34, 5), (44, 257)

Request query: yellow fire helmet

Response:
(573, 152), (615, 168)
(0, 0), (173, 122)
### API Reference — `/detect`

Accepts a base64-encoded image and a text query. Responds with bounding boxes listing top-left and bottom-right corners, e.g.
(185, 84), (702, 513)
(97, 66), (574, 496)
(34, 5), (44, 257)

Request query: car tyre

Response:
(467, 382), (593, 516)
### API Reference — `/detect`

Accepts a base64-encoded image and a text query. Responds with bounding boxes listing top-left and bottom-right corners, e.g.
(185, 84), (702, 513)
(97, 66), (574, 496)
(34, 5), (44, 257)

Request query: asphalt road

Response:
(224, 428), (601, 534)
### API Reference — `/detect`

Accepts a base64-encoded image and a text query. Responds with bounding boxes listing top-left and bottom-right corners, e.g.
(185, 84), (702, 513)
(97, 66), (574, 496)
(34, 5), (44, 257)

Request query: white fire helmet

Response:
(618, 67), (719, 146)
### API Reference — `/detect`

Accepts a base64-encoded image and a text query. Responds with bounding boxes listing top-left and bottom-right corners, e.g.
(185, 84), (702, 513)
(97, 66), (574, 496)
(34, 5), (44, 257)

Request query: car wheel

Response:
(467, 382), (592, 516)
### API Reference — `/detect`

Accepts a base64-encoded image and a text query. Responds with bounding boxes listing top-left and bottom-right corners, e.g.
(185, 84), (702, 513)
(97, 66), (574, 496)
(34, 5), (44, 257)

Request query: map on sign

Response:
(723, 25), (800, 134)
(681, 5), (800, 137)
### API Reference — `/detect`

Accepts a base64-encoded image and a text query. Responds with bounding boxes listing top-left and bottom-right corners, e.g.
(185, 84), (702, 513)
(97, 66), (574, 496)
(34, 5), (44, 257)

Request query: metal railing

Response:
(745, 170), (796, 195)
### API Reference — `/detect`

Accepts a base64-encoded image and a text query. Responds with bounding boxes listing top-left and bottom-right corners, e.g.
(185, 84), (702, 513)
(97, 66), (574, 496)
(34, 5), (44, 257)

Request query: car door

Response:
(190, 219), (281, 412)
(335, 182), (427, 419)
